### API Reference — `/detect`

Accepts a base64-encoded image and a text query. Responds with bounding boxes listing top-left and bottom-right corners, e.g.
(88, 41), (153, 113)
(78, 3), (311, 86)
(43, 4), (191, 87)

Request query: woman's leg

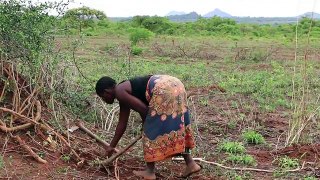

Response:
(133, 162), (156, 179)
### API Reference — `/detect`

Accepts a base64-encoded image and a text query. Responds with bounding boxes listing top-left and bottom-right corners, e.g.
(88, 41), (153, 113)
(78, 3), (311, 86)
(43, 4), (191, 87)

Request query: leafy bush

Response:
(131, 46), (143, 56)
(129, 28), (154, 45)
(242, 130), (265, 144)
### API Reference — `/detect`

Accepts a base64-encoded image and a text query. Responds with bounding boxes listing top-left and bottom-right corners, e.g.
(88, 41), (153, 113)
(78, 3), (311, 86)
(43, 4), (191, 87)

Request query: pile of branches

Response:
(0, 62), (84, 165)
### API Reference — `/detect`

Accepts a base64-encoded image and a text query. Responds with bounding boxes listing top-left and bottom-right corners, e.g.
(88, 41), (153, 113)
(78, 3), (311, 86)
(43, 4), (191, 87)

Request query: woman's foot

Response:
(179, 162), (202, 178)
(133, 170), (156, 180)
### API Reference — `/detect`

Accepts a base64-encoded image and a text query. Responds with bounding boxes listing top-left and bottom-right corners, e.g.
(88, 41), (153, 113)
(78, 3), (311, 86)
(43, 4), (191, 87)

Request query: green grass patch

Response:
(61, 154), (71, 163)
(226, 154), (256, 166)
(304, 176), (318, 180)
(218, 141), (246, 154)
(242, 130), (265, 144)
(277, 156), (299, 169)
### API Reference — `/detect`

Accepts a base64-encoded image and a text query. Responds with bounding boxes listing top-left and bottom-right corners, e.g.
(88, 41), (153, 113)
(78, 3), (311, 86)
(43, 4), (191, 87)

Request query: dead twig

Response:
(38, 123), (84, 164)
(172, 157), (306, 173)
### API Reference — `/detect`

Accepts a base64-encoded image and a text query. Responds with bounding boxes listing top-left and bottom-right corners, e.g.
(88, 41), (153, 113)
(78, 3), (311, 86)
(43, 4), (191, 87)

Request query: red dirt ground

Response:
(1, 84), (319, 179)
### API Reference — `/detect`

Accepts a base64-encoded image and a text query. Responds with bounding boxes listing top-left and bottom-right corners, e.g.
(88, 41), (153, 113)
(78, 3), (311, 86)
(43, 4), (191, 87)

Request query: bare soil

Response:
(0, 85), (319, 180)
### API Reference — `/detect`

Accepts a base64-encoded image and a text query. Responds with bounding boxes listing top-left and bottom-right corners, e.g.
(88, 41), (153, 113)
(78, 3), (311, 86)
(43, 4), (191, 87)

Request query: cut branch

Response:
(13, 135), (47, 164)
(76, 121), (119, 152)
(0, 107), (39, 125)
(100, 135), (142, 166)
(0, 120), (33, 132)
(0, 100), (42, 132)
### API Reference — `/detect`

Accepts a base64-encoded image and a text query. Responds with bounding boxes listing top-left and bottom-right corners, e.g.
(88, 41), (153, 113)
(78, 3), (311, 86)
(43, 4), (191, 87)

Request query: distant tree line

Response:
(59, 7), (320, 39)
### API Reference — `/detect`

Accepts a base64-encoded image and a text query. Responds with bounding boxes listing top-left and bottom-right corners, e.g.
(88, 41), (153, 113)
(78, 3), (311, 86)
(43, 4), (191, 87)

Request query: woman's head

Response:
(95, 76), (116, 104)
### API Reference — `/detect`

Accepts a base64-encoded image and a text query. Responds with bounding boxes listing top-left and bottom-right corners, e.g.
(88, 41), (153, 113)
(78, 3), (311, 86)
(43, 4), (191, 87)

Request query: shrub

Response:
(131, 46), (143, 56)
(129, 27), (154, 45)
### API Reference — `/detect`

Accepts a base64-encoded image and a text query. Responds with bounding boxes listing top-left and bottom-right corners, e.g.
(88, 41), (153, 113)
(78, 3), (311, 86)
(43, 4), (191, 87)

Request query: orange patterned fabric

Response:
(143, 75), (196, 162)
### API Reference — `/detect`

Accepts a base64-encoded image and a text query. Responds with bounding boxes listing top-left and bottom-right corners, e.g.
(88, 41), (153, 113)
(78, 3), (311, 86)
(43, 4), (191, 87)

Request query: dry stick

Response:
(172, 158), (305, 173)
(76, 121), (119, 152)
(19, 87), (40, 114)
(100, 135), (142, 166)
(0, 120), (33, 132)
(0, 100), (42, 132)
(0, 107), (40, 125)
(12, 135), (47, 164)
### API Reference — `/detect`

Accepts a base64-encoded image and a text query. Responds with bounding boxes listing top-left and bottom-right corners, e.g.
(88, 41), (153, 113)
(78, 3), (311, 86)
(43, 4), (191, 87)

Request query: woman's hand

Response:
(105, 145), (117, 157)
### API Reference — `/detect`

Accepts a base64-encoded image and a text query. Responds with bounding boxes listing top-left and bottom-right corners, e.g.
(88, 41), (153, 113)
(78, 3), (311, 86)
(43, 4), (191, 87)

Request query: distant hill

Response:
(108, 10), (320, 24)
(167, 11), (201, 22)
(203, 8), (232, 18)
(299, 12), (320, 19)
(166, 11), (186, 16)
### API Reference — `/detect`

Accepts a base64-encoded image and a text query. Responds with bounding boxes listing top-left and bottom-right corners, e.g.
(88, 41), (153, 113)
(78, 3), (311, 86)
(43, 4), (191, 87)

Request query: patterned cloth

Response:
(143, 75), (195, 162)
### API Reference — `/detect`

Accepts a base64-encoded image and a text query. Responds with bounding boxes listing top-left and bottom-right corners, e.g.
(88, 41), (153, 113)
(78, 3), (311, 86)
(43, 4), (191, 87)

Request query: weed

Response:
(242, 130), (265, 144)
(218, 141), (246, 154)
(0, 155), (3, 169)
(231, 100), (238, 108)
(56, 167), (70, 174)
(227, 120), (237, 129)
(225, 171), (243, 180)
(61, 154), (71, 162)
(277, 156), (299, 169)
(199, 97), (209, 106)
(304, 176), (317, 180)
(37, 151), (46, 159)
(226, 154), (256, 166)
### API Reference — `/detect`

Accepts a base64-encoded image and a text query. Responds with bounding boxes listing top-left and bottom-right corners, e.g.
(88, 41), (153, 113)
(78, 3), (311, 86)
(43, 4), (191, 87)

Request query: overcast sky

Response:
(42, 0), (319, 17)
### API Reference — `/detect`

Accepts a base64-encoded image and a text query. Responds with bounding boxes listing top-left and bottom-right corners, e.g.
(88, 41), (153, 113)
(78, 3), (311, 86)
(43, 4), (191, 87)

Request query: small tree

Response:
(63, 6), (107, 33)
